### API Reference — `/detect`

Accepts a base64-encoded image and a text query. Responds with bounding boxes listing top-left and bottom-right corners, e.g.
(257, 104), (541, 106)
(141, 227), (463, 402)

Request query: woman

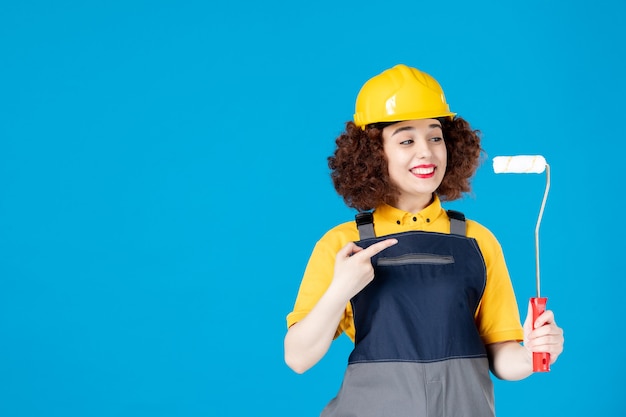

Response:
(284, 64), (564, 416)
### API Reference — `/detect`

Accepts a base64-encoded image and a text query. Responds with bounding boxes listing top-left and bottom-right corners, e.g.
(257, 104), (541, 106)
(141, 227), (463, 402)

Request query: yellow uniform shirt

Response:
(287, 196), (524, 345)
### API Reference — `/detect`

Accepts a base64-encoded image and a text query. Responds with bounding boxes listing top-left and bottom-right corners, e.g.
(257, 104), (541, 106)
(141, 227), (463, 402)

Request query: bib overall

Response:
(320, 212), (495, 417)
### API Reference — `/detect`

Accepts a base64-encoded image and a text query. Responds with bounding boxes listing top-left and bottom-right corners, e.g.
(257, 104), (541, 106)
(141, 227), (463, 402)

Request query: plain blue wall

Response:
(1, 0), (624, 415)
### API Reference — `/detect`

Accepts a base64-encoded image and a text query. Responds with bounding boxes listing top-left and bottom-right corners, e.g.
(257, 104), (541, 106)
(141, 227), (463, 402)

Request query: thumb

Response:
(337, 242), (363, 259)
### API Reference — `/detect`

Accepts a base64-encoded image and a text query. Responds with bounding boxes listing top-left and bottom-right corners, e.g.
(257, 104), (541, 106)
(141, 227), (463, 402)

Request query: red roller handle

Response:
(530, 297), (550, 372)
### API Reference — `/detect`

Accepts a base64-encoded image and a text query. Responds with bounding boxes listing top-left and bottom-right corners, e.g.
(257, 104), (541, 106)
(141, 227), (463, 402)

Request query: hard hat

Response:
(353, 64), (456, 128)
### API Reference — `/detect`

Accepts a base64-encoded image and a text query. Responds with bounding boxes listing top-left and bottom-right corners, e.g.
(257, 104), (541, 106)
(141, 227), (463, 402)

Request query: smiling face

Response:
(382, 118), (447, 213)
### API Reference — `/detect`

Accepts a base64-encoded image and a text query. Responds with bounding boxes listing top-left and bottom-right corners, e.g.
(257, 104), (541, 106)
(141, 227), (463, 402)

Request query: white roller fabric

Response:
(493, 155), (547, 174)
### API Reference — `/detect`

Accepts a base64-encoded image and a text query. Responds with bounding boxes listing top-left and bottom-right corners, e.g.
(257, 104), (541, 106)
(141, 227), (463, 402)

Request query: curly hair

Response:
(328, 117), (483, 211)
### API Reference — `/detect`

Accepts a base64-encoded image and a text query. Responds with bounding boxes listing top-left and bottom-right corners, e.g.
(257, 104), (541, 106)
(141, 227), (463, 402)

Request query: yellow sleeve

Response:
(468, 221), (525, 345)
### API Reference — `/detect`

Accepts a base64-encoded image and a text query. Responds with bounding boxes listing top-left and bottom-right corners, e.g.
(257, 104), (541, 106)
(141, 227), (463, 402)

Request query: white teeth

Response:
(411, 167), (435, 174)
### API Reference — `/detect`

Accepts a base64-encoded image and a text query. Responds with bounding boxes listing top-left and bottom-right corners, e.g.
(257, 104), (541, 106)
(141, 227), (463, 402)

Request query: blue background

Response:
(1, 0), (624, 415)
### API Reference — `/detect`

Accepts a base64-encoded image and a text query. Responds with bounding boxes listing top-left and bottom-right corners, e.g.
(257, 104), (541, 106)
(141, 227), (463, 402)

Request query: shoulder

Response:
(316, 219), (360, 250)
(302, 219), (359, 275)
(464, 218), (505, 259)
(465, 218), (497, 241)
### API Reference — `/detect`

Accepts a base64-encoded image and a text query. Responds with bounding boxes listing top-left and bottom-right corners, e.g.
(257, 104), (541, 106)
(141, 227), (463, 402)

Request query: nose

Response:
(414, 137), (432, 159)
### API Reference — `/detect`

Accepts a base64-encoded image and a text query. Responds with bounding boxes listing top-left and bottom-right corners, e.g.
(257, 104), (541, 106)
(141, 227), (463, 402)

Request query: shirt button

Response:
(412, 217), (417, 222)
(396, 220), (401, 225)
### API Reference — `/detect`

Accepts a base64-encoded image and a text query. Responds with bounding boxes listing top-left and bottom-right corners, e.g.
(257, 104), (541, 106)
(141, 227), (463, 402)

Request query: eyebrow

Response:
(390, 124), (442, 137)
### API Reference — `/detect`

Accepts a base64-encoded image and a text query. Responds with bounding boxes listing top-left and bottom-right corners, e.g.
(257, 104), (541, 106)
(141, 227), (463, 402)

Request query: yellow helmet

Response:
(353, 64), (456, 129)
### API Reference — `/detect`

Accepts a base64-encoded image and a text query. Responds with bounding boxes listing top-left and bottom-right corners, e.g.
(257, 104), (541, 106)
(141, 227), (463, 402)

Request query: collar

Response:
(374, 194), (446, 227)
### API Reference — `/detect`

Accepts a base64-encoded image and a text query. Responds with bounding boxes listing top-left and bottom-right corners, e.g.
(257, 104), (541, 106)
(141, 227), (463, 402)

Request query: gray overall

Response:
(320, 211), (495, 417)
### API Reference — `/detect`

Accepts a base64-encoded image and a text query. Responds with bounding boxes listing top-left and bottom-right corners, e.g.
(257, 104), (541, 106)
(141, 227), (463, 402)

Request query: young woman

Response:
(284, 64), (564, 416)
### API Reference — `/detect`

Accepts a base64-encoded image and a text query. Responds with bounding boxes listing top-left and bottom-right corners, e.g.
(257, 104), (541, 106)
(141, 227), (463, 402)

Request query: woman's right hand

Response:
(284, 237), (398, 374)
(330, 238), (398, 300)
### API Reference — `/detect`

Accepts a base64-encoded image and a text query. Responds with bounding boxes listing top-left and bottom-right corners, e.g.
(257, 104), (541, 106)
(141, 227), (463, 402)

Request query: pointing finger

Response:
(360, 238), (398, 259)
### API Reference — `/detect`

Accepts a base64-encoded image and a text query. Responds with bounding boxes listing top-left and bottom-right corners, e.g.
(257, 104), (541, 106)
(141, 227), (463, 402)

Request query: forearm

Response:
(487, 341), (533, 381)
(284, 284), (350, 374)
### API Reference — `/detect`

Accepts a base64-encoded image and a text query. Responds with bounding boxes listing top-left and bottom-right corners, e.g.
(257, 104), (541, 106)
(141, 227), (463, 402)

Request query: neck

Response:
(393, 193), (434, 214)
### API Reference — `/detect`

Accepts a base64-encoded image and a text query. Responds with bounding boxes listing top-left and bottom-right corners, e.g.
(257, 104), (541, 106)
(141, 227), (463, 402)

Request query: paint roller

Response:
(493, 155), (551, 373)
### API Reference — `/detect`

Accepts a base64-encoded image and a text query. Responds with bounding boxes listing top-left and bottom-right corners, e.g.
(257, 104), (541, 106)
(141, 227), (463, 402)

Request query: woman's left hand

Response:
(523, 300), (565, 365)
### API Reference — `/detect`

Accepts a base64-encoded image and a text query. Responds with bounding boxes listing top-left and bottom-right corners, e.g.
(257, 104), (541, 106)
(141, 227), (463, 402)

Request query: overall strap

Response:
(447, 210), (466, 236)
(355, 212), (375, 240)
